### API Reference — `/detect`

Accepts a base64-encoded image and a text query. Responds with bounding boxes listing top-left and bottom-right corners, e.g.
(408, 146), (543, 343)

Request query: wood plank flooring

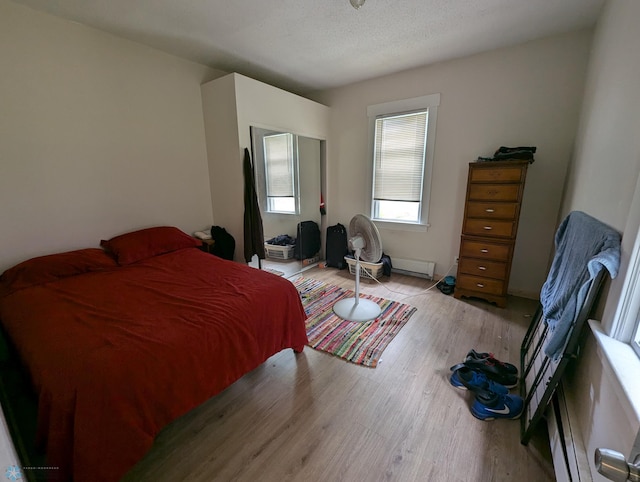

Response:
(123, 268), (554, 482)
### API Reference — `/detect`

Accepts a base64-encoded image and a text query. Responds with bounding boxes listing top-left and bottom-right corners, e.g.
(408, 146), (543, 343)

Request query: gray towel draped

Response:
(541, 211), (621, 360)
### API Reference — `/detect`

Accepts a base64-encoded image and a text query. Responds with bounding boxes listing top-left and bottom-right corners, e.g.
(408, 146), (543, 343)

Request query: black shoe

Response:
(449, 365), (509, 395)
(451, 360), (518, 389)
(465, 349), (518, 375)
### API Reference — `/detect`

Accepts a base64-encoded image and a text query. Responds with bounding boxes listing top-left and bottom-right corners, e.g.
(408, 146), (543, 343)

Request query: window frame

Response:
(367, 93), (440, 228)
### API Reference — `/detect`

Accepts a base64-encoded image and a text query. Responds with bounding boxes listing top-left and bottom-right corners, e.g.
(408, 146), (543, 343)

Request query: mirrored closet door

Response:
(249, 126), (323, 278)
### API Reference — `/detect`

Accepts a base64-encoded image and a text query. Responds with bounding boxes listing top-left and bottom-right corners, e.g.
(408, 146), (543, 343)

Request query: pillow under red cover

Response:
(100, 226), (201, 265)
(0, 248), (118, 295)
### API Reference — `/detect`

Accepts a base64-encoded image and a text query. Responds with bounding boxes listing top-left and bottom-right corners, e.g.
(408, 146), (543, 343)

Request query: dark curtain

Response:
(243, 148), (266, 262)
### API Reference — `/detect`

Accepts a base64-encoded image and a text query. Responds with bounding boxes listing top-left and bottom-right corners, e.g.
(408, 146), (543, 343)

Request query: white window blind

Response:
(264, 133), (295, 198)
(373, 111), (428, 203)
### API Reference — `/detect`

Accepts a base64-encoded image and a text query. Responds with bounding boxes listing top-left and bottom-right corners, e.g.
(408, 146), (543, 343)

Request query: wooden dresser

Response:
(454, 160), (529, 307)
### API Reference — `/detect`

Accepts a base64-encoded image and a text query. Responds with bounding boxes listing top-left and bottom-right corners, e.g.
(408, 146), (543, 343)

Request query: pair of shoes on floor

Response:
(449, 350), (523, 421)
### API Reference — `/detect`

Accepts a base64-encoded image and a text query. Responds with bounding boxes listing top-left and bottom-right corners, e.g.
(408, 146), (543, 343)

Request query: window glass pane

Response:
(267, 197), (296, 213)
(373, 200), (420, 223)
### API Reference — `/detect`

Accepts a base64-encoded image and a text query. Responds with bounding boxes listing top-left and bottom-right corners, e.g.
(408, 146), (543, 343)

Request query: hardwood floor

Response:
(123, 268), (554, 482)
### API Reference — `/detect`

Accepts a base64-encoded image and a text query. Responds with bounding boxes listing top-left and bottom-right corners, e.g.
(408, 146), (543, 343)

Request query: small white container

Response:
(264, 243), (295, 260)
(345, 257), (384, 280)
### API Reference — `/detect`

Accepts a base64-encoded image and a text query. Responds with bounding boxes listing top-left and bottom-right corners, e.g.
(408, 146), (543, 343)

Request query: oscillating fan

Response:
(333, 214), (383, 322)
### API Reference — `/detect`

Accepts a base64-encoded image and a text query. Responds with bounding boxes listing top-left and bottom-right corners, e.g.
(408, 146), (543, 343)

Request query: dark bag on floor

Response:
(210, 225), (236, 261)
(326, 223), (349, 269)
(381, 253), (392, 276)
(436, 275), (456, 295)
(294, 220), (321, 260)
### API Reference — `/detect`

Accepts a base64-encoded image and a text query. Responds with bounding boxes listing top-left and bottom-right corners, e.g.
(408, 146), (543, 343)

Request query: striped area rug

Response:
(293, 277), (417, 368)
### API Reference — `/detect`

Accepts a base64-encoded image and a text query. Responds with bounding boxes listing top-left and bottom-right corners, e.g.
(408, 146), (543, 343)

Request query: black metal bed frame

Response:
(519, 270), (606, 445)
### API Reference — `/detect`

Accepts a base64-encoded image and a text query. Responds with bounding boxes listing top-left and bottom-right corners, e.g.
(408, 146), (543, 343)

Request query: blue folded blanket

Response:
(541, 211), (621, 360)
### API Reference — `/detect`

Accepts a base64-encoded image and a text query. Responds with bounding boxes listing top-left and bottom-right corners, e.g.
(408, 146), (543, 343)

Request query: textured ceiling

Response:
(11, 0), (604, 94)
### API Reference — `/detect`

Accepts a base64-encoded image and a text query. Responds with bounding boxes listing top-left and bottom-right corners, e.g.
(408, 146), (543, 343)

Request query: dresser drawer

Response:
(463, 219), (515, 237)
(456, 273), (506, 296)
(459, 238), (511, 262)
(459, 258), (507, 280)
(469, 165), (526, 183)
(468, 183), (520, 202)
(466, 202), (518, 220)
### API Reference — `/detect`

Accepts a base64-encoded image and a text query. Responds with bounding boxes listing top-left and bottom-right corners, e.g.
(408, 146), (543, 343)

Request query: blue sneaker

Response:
(470, 390), (524, 421)
(449, 365), (509, 395)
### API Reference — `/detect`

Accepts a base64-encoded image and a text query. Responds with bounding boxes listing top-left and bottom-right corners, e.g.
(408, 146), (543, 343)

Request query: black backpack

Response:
(293, 220), (321, 260)
(210, 226), (236, 261)
(326, 224), (349, 269)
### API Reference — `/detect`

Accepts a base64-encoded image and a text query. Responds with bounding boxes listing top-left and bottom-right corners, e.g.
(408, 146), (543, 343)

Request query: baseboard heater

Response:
(548, 383), (592, 482)
(391, 258), (435, 280)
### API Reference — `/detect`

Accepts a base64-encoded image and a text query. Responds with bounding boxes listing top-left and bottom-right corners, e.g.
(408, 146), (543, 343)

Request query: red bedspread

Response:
(0, 248), (308, 481)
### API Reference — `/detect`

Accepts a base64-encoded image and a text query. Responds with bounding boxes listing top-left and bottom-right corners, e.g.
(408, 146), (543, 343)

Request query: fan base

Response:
(333, 298), (381, 322)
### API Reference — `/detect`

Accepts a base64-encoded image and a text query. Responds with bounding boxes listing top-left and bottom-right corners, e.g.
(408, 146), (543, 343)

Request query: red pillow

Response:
(0, 248), (117, 295)
(100, 226), (201, 265)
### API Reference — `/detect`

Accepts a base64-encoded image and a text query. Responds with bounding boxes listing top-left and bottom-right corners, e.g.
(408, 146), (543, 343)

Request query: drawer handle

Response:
(480, 249), (489, 253)
(485, 208), (495, 213)
(483, 226), (493, 230)
(476, 283), (485, 288)
(478, 266), (487, 270)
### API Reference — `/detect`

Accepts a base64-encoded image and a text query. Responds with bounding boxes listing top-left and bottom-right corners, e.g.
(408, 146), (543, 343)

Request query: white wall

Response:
(311, 30), (592, 297)
(559, 0), (640, 478)
(0, 0), (224, 272)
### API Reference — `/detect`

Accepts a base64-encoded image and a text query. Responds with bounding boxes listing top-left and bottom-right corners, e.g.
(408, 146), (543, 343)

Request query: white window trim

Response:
(367, 93), (440, 229)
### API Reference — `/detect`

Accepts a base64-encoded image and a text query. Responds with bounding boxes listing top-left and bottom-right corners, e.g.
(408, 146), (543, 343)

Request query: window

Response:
(263, 133), (299, 214)
(620, 229), (640, 357)
(367, 94), (439, 226)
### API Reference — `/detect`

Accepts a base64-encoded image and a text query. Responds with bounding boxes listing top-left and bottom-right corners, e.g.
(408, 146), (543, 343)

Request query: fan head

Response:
(348, 214), (383, 263)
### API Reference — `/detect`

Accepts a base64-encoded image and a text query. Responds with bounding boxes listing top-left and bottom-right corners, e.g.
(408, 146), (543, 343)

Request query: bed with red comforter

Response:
(0, 227), (308, 481)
